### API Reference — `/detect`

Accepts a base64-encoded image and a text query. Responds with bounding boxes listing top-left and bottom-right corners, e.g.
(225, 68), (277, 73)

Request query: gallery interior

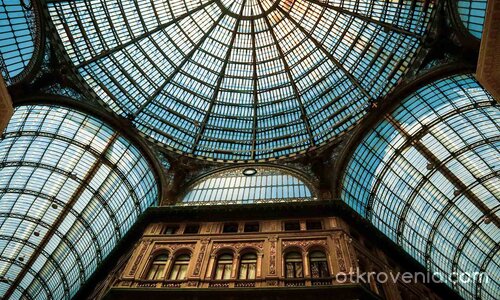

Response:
(0, 0), (498, 299)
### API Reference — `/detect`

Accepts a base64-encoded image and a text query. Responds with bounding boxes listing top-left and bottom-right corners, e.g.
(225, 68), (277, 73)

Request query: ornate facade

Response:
(85, 204), (456, 300)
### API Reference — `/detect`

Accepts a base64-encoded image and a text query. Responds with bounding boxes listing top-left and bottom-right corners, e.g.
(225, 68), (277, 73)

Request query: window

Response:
(169, 254), (190, 280)
(161, 225), (179, 235)
(244, 222), (260, 232)
(146, 254), (168, 280)
(184, 224), (200, 234)
(222, 223), (239, 233)
(284, 221), (301, 231)
(214, 254), (233, 280)
(285, 252), (303, 278)
(306, 220), (323, 230)
(182, 167), (315, 205)
(238, 253), (257, 280)
(309, 251), (329, 278)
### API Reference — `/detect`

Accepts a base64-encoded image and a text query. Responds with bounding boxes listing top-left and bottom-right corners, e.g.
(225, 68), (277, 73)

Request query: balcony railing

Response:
(116, 277), (339, 289)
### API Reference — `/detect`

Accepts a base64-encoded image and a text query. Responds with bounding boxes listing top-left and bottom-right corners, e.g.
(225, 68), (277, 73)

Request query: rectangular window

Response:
(161, 225), (179, 234)
(223, 223), (239, 233)
(184, 224), (200, 234)
(306, 220), (322, 230)
(284, 221), (301, 231)
(244, 222), (260, 232)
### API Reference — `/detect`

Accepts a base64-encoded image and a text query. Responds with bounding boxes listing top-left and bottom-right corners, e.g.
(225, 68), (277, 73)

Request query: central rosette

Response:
(217, 0), (280, 19)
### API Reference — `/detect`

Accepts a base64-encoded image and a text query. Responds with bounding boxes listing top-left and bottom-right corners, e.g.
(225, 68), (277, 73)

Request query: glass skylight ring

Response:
(47, 0), (434, 161)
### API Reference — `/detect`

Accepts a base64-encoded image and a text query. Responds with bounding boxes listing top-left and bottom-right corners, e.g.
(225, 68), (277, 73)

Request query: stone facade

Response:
(98, 217), (442, 300)
(0, 76), (13, 133)
(477, 0), (500, 100)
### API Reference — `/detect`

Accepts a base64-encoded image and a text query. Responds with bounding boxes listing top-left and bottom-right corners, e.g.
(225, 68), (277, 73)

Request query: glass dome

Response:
(48, 0), (433, 161)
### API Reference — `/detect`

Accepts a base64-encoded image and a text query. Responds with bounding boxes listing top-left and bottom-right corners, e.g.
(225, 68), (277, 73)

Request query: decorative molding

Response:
(282, 239), (327, 251)
(334, 238), (347, 273)
(269, 237), (277, 275)
(193, 239), (210, 276)
(129, 240), (152, 276)
(151, 242), (196, 254)
(212, 241), (264, 252)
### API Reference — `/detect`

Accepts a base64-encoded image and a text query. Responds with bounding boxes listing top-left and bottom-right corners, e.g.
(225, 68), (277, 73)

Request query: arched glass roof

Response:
(0, 0), (38, 84)
(457, 0), (487, 39)
(182, 166), (315, 205)
(47, 0), (433, 161)
(341, 74), (499, 300)
(0, 105), (158, 299)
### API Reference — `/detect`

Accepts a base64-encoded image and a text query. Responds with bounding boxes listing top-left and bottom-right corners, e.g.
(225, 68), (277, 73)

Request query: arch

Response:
(213, 253), (234, 280)
(0, 103), (160, 299)
(145, 253), (169, 280)
(168, 253), (191, 280)
(340, 73), (499, 300)
(238, 246), (263, 256)
(284, 251), (304, 279)
(238, 252), (258, 280)
(308, 250), (330, 278)
(0, 0), (43, 84)
(181, 166), (317, 205)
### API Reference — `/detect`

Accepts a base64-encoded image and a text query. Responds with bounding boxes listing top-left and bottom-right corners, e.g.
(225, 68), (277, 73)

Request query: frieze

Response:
(151, 242), (196, 254)
(281, 239), (327, 251)
(212, 241), (264, 252)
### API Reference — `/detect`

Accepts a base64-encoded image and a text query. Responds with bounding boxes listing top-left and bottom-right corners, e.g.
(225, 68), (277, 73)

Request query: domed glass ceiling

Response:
(48, 0), (433, 161)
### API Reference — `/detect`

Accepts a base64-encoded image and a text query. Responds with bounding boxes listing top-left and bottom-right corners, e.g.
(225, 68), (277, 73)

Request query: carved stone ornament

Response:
(129, 240), (152, 276)
(212, 241), (264, 252)
(281, 239), (327, 251)
(151, 242), (196, 253)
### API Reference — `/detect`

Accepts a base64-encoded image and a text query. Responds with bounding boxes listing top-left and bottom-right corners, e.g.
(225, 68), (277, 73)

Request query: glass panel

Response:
(0, 0), (38, 83)
(341, 74), (499, 300)
(47, 0), (433, 161)
(457, 0), (487, 38)
(0, 105), (159, 299)
(181, 167), (314, 205)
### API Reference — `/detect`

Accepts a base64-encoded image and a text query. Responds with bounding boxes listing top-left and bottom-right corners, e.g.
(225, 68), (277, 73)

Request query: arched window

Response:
(309, 251), (329, 278)
(285, 252), (303, 278)
(182, 167), (316, 205)
(169, 254), (190, 280)
(238, 253), (257, 280)
(214, 254), (233, 280)
(146, 254), (168, 280)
